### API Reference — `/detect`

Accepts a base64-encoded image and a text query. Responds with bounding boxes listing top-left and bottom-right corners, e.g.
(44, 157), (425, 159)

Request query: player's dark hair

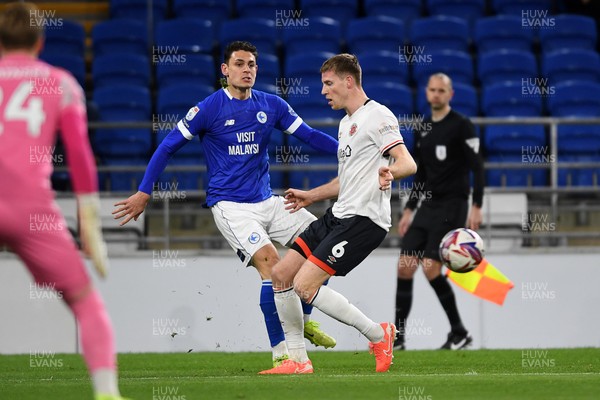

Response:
(321, 53), (362, 87)
(0, 2), (44, 51)
(223, 41), (258, 64)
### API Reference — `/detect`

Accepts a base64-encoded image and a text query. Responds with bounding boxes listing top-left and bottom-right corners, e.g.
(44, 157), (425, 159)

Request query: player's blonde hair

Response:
(321, 53), (362, 87)
(0, 2), (44, 51)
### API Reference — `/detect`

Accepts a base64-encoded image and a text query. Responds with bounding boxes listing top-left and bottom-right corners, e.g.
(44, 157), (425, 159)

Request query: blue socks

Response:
(260, 280), (285, 347)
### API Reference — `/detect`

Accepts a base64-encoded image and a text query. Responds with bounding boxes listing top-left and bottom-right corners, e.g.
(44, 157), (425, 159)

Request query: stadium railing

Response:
(49, 117), (600, 250)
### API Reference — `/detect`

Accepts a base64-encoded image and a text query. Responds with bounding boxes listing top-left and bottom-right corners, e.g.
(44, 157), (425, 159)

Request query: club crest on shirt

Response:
(186, 106), (199, 121)
(349, 123), (358, 136)
(248, 232), (261, 244)
(256, 111), (267, 124)
(435, 145), (447, 161)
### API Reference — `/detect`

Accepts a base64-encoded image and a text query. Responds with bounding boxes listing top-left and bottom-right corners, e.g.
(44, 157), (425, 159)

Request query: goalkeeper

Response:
(0, 3), (126, 399)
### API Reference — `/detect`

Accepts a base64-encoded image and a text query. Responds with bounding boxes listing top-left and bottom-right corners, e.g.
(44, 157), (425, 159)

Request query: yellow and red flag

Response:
(445, 258), (514, 305)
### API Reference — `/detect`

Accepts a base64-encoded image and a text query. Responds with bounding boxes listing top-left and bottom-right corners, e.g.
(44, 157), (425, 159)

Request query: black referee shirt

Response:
(405, 109), (484, 210)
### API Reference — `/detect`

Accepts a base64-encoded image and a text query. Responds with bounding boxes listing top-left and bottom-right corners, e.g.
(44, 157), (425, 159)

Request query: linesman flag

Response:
(445, 258), (514, 305)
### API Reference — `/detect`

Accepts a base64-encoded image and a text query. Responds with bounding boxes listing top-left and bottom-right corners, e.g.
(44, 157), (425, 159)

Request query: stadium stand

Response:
(282, 16), (342, 55)
(474, 15), (535, 53)
(156, 53), (216, 89)
(539, 14), (598, 53)
(364, 0), (423, 23)
(92, 53), (151, 89)
(155, 18), (214, 55)
(237, 0), (295, 19)
(477, 49), (538, 86)
(542, 49), (600, 84)
(409, 15), (470, 53)
(426, 0), (486, 22)
(92, 19), (148, 57)
(412, 50), (474, 87)
(345, 16), (405, 56)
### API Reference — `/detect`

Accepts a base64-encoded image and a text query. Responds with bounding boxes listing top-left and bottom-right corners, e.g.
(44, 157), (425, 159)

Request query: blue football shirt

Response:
(176, 88), (302, 206)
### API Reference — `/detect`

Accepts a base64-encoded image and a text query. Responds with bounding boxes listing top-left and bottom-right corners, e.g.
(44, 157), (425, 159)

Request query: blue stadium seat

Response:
(486, 154), (548, 187)
(558, 154), (600, 187)
(40, 53), (86, 88)
(92, 54), (150, 89)
(542, 49), (600, 85)
(363, 82), (413, 117)
(474, 15), (534, 53)
(92, 19), (148, 57)
(42, 19), (85, 57)
(300, 0), (358, 28)
(412, 50), (474, 87)
(426, 0), (485, 22)
(93, 85), (152, 157)
(219, 18), (279, 58)
(539, 14), (597, 53)
(282, 16), (342, 55)
(482, 82), (543, 117)
(547, 81), (600, 117)
(156, 54), (216, 89)
(284, 51), (335, 89)
(255, 53), (280, 88)
(492, 0), (552, 15)
(237, 0), (295, 19)
(360, 50), (410, 87)
(156, 156), (207, 191)
(155, 19), (214, 55)
(157, 83), (215, 119)
(364, 0), (422, 23)
(478, 49), (538, 86)
(484, 125), (546, 154)
(410, 16), (470, 53)
(416, 82), (479, 117)
(172, 0), (231, 30)
(346, 16), (405, 56)
(557, 125), (600, 155)
(102, 157), (147, 192)
(110, 0), (167, 22)
(288, 155), (339, 190)
(286, 82), (345, 135)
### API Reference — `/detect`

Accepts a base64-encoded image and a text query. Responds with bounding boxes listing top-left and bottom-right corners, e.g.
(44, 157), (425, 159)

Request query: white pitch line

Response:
(6, 371), (599, 384)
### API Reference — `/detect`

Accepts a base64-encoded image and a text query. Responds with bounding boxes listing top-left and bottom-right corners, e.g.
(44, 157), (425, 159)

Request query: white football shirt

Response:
(332, 100), (404, 231)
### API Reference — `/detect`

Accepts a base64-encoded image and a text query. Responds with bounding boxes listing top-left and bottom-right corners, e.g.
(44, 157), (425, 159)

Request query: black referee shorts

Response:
(291, 208), (387, 276)
(400, 197), (468, 261)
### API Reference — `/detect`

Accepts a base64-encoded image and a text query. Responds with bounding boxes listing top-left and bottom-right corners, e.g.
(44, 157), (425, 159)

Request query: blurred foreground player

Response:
(0, 3), (128, 399)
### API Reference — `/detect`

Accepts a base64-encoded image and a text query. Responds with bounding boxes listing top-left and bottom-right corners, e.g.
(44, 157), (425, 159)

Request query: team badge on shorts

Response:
(256, 111), (267, 124)
(249, 232), (261, 244)
(436, 145), (447, 161)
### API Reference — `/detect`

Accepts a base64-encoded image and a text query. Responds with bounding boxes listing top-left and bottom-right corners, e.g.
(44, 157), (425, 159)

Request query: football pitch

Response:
(1, 348), (599, 400)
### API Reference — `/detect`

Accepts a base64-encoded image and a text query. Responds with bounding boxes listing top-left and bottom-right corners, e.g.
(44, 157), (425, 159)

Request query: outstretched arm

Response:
(284, 177), (340, 213)
(112, 128), (188, 225)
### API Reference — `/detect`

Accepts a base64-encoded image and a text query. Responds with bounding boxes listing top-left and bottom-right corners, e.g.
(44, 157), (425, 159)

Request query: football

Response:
(439, 228), (485, 273)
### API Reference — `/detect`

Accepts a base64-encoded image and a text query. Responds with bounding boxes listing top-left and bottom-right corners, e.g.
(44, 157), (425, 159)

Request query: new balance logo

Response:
(224, 119), (235, 126)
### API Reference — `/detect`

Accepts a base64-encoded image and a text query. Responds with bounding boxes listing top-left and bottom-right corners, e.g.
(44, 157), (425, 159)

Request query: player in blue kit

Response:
(113, 41), (338, 366)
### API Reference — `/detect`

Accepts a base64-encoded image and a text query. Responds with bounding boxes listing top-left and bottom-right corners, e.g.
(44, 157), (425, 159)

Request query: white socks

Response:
(274, 288), (309, 363)
(311, 286), (384, 343)
(92, 368), (120, 396)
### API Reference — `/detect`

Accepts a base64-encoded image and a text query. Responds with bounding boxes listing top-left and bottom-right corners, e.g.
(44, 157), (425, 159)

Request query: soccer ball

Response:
(439, 228), (485, 273)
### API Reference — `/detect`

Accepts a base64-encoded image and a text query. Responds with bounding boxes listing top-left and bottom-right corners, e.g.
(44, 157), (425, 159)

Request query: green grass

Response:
(1, 349), (599, 399)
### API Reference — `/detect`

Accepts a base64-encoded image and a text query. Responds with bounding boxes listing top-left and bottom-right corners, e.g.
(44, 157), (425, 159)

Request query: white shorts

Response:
(211, 196), (317, 266)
